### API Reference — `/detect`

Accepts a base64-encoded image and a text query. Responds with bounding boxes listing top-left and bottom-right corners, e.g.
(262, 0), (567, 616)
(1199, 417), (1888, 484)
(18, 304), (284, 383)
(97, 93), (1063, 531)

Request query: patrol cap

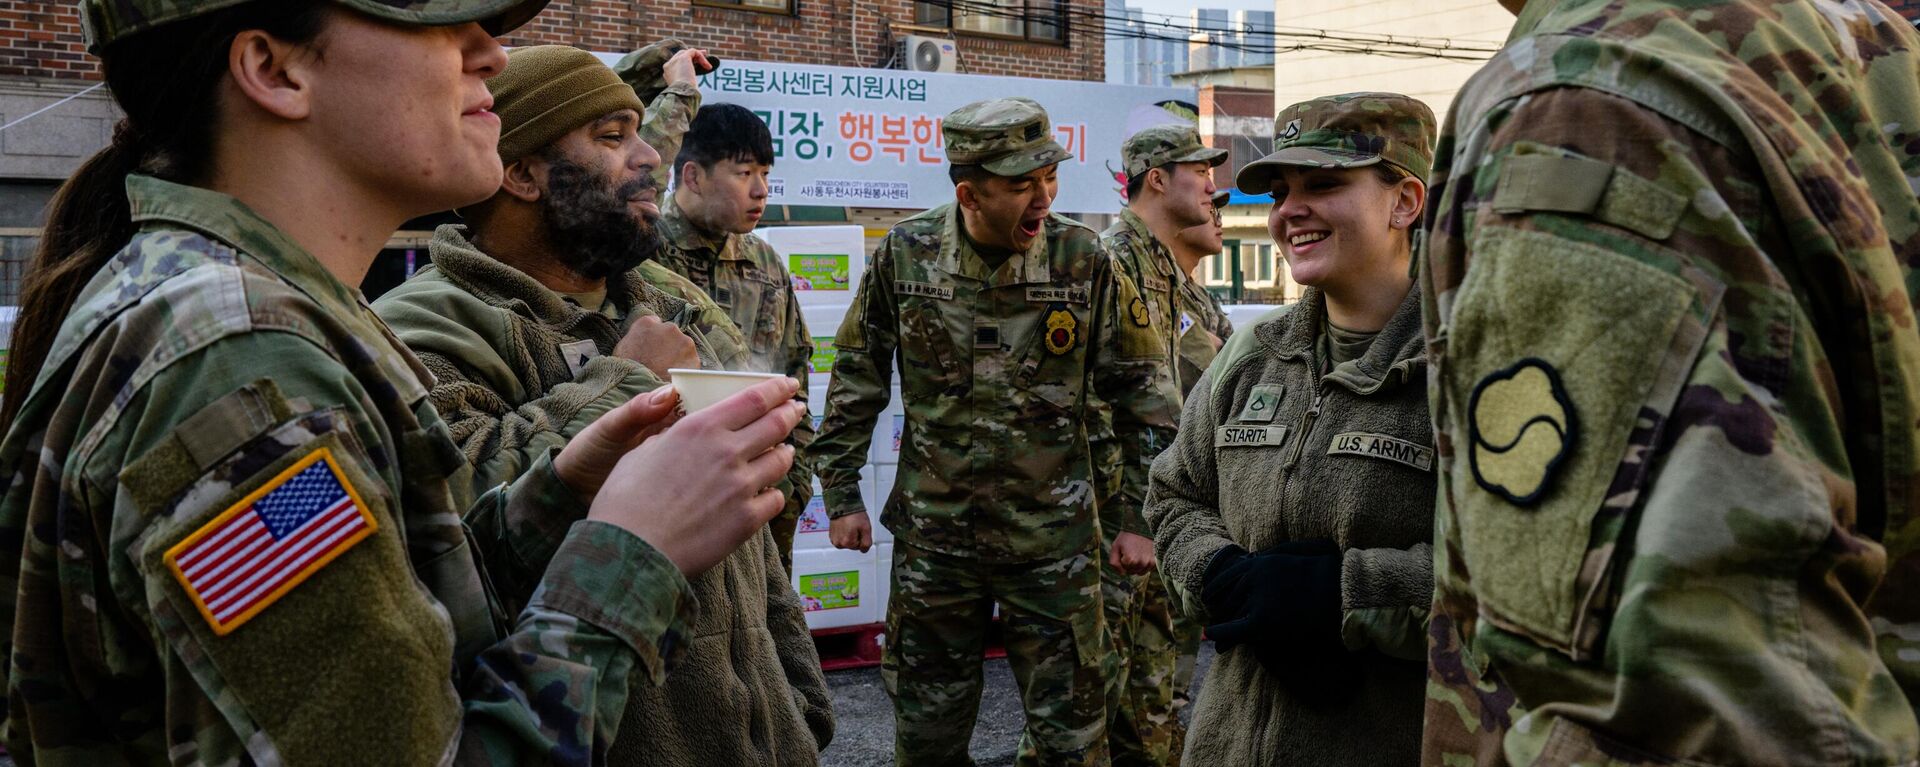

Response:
(1122, 124), (1227, 179)
(1235, 92), (1436, 194)
(83, 0), (551, 52)
(1212, 189), (1230, 207)
(943, 97), (1071, 177)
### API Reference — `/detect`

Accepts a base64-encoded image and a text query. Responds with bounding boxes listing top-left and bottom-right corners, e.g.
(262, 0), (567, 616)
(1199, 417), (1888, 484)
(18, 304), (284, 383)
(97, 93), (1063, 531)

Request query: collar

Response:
(125, 174), (363, 314)
(1256, 284), (1426, 394)
(426, 224), (663, 326)
(1116, 208), (1179, 281)
(661, 193), (741, 260)
(934, 203), (1051, 286)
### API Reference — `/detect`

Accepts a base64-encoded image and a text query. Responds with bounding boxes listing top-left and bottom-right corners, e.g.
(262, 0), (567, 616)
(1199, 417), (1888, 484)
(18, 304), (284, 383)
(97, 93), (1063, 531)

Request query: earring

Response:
(1393, 217), (1402, 226)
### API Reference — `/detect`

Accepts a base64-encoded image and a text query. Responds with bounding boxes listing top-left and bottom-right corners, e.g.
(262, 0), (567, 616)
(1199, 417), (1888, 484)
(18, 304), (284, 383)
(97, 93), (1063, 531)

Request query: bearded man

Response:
(373, 44), (832, 767)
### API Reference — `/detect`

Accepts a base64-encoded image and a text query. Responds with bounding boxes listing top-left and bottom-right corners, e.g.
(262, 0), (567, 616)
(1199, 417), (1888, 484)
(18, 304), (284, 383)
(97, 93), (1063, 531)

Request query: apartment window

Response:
(915, 0), (1066, 42)
(1257, 244), (1272, 281)
(1209, 253), (1224, 281)
(697, 0), (793, 14)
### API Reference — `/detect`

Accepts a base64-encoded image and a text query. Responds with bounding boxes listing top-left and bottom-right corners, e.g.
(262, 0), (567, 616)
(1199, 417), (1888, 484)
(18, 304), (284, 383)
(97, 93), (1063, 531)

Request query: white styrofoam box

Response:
(808, 382), (830, 418)
(869, 405), (904, 465)
(870, 465), (897, 544)
(756, 225), (866, 307)
(802, 303), (850, 385)
(791, 546), (879, 630)
(872, 542), (895, 624)
(794, 477), (832, 549)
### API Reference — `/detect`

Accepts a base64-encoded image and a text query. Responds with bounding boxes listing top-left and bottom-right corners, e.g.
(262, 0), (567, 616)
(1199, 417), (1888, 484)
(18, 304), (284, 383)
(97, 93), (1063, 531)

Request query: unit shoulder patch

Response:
(1468, 358), (1577, 505)
(164, 448), (378, 635)
(1129, 296), (1152, 328)
(1328, 431), (1434, 472)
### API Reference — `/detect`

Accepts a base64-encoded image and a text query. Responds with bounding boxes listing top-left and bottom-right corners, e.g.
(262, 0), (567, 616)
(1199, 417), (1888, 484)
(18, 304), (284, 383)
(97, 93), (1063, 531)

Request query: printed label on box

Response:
(799, 497), (830, 533)
(798, 570), (861, 611)
(791, 254), (851, 291)
(811, 336), (837, 373)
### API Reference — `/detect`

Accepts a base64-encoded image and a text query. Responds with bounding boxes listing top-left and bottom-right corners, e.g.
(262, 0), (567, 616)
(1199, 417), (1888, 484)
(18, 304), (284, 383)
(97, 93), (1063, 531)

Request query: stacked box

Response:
(791, 546), (879, 630)
(756, 225), (865, 308)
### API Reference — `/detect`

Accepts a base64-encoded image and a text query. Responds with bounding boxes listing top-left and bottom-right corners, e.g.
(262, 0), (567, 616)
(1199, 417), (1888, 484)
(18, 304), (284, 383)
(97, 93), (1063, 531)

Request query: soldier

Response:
(1160, 189), (1236, 731)
(375, 46), (833, 767)
(1418, 0), (1920, 764)
(653, 103), (816, 569)
(1146, 92), (1437, 766)
(0, 1), (801, 764)
(373, 44), (748, 495)
(814, 97), (1181, 766)
(1093, 123), (1226, 766)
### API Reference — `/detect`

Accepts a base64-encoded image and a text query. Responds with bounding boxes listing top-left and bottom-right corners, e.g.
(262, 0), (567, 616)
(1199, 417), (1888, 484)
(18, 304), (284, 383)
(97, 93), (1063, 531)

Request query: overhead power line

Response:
(918, 0), (1501, 61)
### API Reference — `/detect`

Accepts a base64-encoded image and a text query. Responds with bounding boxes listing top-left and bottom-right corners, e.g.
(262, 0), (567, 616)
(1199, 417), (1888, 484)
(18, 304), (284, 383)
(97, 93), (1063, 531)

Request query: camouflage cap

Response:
(943, 97), (1070, 177)
(1122, 124), (1227, 179)
(83, 0), (550, 52)
(1235, 92), (1436, 194)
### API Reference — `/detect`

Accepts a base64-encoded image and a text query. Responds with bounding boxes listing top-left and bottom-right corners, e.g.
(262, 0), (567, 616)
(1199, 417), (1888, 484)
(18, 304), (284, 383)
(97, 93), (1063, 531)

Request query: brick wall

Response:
(505, 0), (1104, 81)
(0, 2), (93, 80)
(0, 0), (1103, 83)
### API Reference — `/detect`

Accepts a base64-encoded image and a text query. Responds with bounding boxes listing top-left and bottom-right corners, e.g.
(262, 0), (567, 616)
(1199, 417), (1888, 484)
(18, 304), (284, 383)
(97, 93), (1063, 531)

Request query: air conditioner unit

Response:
(900, 35), (958, 73)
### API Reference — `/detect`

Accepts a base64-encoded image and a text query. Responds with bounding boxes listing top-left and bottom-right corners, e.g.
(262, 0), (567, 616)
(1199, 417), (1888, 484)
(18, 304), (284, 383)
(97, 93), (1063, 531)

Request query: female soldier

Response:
(1145, 92), (1436, 765)
(0, 2), (802, 764)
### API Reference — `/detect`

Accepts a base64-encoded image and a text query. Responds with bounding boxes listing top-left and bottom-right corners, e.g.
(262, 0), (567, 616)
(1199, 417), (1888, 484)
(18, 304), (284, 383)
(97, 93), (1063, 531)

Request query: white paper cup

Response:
(668, 369), (787, 413)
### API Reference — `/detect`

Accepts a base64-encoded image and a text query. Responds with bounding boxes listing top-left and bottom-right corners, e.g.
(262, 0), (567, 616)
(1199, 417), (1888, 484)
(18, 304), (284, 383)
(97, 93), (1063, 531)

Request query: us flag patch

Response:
(164, 448), (377, 635)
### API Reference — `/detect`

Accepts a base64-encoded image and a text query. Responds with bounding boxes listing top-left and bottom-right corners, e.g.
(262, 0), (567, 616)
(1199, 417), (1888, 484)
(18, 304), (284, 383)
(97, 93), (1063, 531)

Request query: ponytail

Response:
(0, 1), (328, 433)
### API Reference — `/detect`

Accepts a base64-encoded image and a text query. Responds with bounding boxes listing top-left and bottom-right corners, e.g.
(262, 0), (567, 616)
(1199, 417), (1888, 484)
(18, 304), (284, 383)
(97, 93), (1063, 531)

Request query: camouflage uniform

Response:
(1094, 124), (1229, 767)
(812, 98), (1181, 766)
(0, 173), (696, 765)
(614, 38), (706, 189)
(653, 194), (816, 569)
(373, 224), (749, 496)
(1418, 1), (1920, 763)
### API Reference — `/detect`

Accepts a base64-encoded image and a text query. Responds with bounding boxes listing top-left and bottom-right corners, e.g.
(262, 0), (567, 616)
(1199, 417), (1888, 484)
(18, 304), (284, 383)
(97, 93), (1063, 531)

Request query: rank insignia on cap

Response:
(1044, 306), (1079, 356)
(1279, 119), (1301, 142)
(1468, 359), (1576, 506)
(1129, 296), (1152, 328)
(165, 448), (377, 635)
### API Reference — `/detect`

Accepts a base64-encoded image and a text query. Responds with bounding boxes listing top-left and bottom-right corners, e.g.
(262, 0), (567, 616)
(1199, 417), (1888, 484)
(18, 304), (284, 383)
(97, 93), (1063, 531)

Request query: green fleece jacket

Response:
(373, 224), (748, 495)
(1145, 285), (1432, 766)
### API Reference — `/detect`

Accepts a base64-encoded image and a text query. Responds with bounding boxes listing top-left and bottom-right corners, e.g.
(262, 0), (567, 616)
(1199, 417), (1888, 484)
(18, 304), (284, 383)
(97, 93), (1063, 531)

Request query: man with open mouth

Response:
(812, 96), (1181, 766)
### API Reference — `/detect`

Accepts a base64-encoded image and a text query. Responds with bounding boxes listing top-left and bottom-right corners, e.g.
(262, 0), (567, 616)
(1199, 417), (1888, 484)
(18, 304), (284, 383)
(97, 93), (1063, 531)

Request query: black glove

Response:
(1199, 539), (1345, 673)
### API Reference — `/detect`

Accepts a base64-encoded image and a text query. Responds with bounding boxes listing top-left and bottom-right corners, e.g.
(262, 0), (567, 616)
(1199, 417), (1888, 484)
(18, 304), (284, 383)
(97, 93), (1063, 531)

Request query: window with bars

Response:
(915, 0), (1066, 43)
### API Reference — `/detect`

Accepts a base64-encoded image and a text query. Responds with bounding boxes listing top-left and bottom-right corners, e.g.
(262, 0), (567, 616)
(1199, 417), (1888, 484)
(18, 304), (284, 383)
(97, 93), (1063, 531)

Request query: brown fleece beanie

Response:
(490, 45), (645, 165)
